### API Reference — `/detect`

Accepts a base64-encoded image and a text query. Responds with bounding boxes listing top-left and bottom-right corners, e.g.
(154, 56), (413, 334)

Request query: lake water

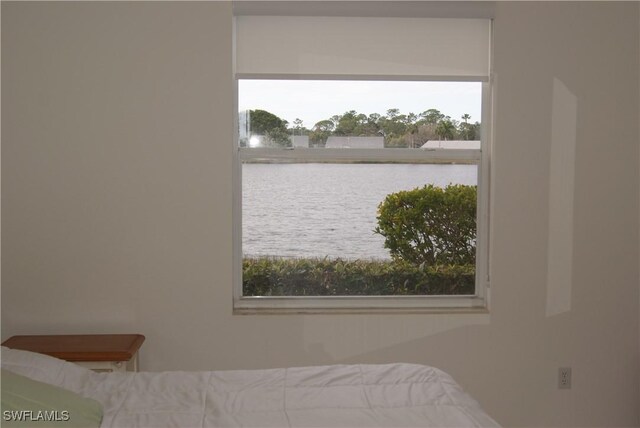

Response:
(242, 163), (477, 260)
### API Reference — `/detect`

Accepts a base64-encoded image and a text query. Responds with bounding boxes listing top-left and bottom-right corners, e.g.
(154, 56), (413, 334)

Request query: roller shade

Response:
(235, 16), (491, 79)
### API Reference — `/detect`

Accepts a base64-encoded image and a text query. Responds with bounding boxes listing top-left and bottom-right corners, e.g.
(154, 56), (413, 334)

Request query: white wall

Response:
(2, 2), (639, 426)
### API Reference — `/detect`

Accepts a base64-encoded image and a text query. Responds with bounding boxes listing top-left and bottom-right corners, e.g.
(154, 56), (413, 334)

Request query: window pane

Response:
(238, 80), (482, 149)
(242, 162), (477, 296)
(239, 79), (482, 299)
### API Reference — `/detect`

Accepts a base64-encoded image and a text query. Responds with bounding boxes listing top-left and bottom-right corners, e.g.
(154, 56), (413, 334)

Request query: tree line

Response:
(243, 108), (481, 148)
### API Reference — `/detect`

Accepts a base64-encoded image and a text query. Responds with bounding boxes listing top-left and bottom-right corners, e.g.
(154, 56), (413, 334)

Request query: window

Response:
(233, 16), (492, 313)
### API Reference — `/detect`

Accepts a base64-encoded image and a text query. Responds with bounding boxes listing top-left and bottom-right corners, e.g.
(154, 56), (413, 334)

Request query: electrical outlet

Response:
(558, 367), (571, 389)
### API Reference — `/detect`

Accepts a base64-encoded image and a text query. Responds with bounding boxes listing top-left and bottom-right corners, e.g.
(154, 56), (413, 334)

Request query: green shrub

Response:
(243, 257), (474, 296)
(374, 184), (477, 267)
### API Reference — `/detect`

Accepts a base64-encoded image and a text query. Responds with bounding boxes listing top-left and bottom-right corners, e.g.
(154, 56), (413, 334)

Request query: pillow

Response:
(1, 369), (103, 428)
(1, 347), (91, 393)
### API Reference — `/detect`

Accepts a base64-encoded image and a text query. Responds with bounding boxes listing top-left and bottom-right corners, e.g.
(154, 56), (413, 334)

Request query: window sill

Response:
(233, 296), (489, 315)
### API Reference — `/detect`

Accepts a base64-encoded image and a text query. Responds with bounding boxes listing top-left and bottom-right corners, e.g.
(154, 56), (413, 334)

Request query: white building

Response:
(420, 140), (480, 150)
(325, 136), (384, 148)
(292, 135), (309, 148)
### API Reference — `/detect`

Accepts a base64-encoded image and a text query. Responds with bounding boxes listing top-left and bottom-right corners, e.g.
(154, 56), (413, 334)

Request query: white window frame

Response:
(232, 25), (492, 315)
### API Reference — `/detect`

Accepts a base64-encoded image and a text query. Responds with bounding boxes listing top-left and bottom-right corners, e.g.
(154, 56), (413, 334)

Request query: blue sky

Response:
(239, 80), (482, 129)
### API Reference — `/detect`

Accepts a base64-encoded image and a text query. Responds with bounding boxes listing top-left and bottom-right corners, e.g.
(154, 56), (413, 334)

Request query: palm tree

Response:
(436, 120), (456, 140)
(460, 114), (472, 140)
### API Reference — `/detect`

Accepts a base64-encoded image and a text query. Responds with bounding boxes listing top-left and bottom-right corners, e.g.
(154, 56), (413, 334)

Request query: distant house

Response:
(292, 136), (309, 148)
(420, 140), (480, 150)
(325, 136), (384, 148)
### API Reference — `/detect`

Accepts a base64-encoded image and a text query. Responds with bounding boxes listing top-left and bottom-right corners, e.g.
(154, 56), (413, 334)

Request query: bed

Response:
(1, 346), (500, 427)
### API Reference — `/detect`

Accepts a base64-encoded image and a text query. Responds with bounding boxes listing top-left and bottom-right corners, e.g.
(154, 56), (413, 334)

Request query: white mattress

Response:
(1, 347), (500, 427)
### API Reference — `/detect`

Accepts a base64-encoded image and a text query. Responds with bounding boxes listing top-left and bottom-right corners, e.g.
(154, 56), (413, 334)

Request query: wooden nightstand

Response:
(2, 334), (145, 372)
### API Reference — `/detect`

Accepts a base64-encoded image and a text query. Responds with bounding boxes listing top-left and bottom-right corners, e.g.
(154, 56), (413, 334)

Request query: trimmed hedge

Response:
(243, 257), (474, 296)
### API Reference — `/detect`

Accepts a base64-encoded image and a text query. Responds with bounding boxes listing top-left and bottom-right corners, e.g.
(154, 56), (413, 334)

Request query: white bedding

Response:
(1, 347), (500, 427)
